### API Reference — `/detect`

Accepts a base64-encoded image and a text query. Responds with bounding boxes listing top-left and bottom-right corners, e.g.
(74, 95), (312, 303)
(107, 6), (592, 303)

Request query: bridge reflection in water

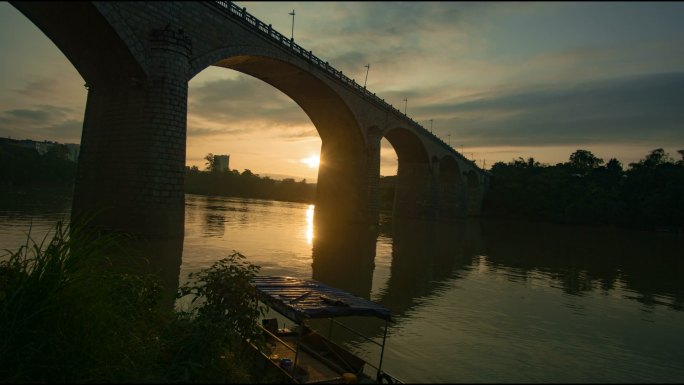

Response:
(307, 211), (684, 362)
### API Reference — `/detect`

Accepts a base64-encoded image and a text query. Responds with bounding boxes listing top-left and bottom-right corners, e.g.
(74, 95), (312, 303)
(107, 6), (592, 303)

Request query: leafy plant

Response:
(177, 251), (266, 346)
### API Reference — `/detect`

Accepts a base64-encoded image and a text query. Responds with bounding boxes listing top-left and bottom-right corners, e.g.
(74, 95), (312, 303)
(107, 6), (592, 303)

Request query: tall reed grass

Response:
(0, 221), (268, 383)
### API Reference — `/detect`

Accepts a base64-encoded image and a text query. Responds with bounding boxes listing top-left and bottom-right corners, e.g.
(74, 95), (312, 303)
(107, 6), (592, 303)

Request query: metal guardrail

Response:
(207, 1), (479, 168)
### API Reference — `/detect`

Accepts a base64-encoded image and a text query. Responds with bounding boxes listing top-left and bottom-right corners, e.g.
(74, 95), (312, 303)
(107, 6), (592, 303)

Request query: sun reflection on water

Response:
(305, 204), (314, 244)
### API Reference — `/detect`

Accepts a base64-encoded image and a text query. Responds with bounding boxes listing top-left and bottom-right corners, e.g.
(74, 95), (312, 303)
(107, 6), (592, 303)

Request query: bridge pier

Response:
(435, 157), (468, 220)
(393, 161), (438, 220)
(71, 27), (191, 304)
(314, 138), (374, 228)
(465, 171), (484, 216)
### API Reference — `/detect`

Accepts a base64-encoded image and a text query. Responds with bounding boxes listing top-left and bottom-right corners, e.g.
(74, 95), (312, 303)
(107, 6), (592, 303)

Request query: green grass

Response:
(0, 221), (270, 383)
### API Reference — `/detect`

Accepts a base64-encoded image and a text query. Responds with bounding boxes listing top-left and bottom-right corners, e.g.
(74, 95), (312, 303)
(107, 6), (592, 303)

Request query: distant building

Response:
(214, 154), (230, 171)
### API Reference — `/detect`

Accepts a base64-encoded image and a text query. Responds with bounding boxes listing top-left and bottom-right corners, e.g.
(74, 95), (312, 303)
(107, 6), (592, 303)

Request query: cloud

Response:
(0, 118), (82, 143)
(239, 2), (499, 91)
(190, 76), (308, 119)
(0, 68), (86, 142)
(188, 123), (317, 140)
(1, 105), (72, 123)
(187, 126), (250, 137)
(418, 72), (684, 148)
(188, 75), (320, 140)
(0, 104), (81, 142)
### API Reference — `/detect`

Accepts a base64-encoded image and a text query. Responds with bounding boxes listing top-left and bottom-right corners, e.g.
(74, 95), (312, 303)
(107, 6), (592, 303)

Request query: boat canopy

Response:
(250, 276), (392, 322)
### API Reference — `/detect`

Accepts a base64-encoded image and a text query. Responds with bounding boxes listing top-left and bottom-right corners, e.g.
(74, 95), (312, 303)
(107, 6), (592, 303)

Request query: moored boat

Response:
(248, 276), (402, 384)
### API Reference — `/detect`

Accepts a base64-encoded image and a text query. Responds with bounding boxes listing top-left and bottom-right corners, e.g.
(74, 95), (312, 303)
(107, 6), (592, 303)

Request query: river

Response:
(2, 191), (684, 383)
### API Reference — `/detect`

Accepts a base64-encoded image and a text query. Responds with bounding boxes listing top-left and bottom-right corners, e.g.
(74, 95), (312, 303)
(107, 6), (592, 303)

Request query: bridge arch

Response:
(191, 47), (372, 225)
(10, 2), (145, 86)
(196, 49), (365, 147)
(383, 126), (431, 165)
(383, 127), (435, 219)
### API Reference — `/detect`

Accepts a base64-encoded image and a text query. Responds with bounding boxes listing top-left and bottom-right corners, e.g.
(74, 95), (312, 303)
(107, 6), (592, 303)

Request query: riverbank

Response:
(0, 220), (277, 383)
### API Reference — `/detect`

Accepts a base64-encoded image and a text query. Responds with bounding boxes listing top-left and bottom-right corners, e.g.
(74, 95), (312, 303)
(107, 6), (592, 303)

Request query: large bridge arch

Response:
(10, 2), (145, 86)
(191, 48), (372, 225)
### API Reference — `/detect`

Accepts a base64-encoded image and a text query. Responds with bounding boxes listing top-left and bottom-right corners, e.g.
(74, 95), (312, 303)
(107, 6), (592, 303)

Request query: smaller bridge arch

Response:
(383, 126), (436, 220)
(437, 155), (467, 219)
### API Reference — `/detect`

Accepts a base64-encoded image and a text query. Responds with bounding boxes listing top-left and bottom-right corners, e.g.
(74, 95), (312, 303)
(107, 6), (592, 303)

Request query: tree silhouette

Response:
(483, 148), (684, 232)
(204, 153), (217, 172)
(569, 149), (603, 174)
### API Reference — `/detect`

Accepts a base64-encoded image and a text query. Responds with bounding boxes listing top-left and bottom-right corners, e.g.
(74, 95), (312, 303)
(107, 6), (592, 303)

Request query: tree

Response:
(605, 158), (623, 173)
(204, 153), (217, 172)
(629, 148), (672, 170)
(569, 149), (603, 173)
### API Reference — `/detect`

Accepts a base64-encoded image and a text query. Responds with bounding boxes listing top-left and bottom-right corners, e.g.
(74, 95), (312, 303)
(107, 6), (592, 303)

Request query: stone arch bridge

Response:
(12, 1), (488, 241)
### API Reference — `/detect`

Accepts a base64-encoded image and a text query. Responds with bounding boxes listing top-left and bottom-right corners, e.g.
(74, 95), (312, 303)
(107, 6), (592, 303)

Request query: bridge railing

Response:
(209, 1), (478, 168)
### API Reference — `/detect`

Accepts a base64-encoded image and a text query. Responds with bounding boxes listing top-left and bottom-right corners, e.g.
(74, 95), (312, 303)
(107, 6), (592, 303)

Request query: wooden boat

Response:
(248, 276), (402, 384)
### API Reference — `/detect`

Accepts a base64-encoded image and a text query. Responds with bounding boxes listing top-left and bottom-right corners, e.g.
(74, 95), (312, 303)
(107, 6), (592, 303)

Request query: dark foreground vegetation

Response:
(483, 148), (684, 232)
(0, 221), (277, 383)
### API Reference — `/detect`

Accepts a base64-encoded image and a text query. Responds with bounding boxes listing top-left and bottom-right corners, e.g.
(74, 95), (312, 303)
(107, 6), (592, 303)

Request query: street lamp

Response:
(363, 64), (370, 88)
(448, 134), (451, 147)
(403, 98), (407, 115)
(429, 119), (433, 133)
(289, 9), (295, 40)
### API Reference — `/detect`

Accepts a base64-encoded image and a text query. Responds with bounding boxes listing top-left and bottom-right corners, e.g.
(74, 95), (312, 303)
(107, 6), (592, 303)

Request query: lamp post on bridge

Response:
(289, 9), (295, 40)
(448, 134), (451, 147)
(403, 98), (407, 115)
(429, 119), (433, 133)
(363, 64), (370, 88)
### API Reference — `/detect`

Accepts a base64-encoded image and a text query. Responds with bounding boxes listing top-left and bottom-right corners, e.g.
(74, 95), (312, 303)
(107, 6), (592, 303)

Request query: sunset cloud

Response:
(429, 72), (684, 148)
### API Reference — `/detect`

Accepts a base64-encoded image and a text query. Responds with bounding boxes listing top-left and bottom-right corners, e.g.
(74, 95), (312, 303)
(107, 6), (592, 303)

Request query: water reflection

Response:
(305, 204), (314, 245)
(203, 206), (226, 238)
(378, 216), (684, 315)
(480, 219), (684, 312)
(377, 217), (481, 316)
(311, 218), (377, 298)
(309, 209), (684, 318)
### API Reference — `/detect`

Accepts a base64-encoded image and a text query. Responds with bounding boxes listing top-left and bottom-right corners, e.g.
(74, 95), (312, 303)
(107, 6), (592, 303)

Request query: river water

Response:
(2, 192), (684, 383)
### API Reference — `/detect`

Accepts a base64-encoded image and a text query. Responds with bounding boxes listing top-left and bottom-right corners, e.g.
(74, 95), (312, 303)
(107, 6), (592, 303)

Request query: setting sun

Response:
(300, 154), (320, 169)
